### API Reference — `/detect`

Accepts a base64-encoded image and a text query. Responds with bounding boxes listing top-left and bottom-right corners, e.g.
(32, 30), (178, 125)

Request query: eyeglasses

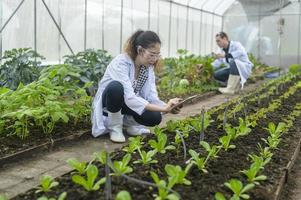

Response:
(144, 49), (161, 59)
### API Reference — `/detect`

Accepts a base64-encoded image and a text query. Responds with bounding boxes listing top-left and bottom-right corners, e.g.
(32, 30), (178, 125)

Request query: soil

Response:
(11, 79), (301, 199)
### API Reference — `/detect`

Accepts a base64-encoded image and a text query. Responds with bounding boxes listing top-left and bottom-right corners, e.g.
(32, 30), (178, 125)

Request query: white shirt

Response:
(212, 41), (253, 88)
(91, 54), (165, 137)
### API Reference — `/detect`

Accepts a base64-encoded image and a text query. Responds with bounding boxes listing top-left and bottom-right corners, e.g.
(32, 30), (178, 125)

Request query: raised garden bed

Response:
(9, 74), (301, 200)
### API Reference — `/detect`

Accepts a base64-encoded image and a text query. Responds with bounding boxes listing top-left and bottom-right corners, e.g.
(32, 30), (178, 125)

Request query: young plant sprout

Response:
(35, 175), (59, 193)
(133, 148), (158, 165)
(93, 150), (107, 165)
(188, 149), (208, 173)
(66, 158), (87, 174)
(222, 179), (254, 200)
(122, 136), (143, 153)
(71, 164), (106, 191)
(111, 154), (133, 176)
(164, 164), (192, 185)
(150, 171), (179, 200)
(148, 133), (175, 154)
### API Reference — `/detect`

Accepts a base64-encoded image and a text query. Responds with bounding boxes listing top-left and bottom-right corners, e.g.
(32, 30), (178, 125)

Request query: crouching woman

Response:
(92, 30), (181, 142)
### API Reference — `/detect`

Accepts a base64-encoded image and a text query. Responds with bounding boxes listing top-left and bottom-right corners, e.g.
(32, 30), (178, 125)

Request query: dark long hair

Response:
(124, 30), (162, 71)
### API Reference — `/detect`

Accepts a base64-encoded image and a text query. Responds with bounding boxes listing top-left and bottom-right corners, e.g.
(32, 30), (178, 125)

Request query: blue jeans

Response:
(214, 60), (239, 83)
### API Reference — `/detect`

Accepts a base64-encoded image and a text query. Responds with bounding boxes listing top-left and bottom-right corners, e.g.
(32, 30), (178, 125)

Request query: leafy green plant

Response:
(219, 134), (236, 151)
(133, 149), (158, 165)
(115, 190), (132, 200)
(37, 192), (67, 200)
(66, 158), (87, 174)
(262, 122), (286, 149)
(93, 150), (107, 165)
(150, 171), (179, 200)
(0, 48), (44, 90)
(188, 149), (207, 173)
(289, 64), (301, 75)
(223, 179), (255, 200)
(200, 141), (220, 159)
(122, 136), (143, 153)
(241, 165), (267, 185)
(257, 144), (273, 160)
(35, 175), (59, 193)
(64, 49), (112, 95)
(235, 118), (252, 138)
(71, 164), (106, 191)
(164, 164), (191, 185)
(111, 154), (133, 176)
(148, 133), (175, 154)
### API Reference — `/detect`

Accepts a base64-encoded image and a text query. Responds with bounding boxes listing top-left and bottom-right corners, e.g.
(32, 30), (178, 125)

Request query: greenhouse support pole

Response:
(200, 0), (209, 55)
(185, 0), (191, 50)
(148, 0), (151, 29)
(119, 0), (124, 53)
(176, 6), (179, 51)
(58, 0), (62, 63)
(102, 0), (105, 49)
(34, 0), (37, 53)
(199, 11), (202, 55)
(84, 0), (87, 50)
(157, 1), (160, 34)
(0, 0), (26, 33)
(41, 0), (74, 55)
(211, 0), (224, 52)
(168, 1), (172, 56)
(298, 0), (301, 64)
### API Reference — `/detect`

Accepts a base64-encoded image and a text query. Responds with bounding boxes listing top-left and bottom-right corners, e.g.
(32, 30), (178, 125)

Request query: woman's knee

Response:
(137, 111), (162, 126)
(106, 81), (124, 94)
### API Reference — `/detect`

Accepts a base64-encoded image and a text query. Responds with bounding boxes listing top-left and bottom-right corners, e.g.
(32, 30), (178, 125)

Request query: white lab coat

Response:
(91, 54), (166, 137)
(212, 41), (253, 88)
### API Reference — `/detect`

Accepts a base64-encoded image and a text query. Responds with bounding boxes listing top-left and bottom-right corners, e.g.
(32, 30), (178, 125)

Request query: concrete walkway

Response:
(0, 82), (264, 199)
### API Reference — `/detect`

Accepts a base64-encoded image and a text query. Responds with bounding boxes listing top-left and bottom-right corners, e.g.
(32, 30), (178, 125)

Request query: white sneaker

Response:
(107, 111), (125, 143)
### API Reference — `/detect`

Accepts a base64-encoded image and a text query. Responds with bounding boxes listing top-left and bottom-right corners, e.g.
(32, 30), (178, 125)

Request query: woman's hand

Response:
(164, 98), (182, 113)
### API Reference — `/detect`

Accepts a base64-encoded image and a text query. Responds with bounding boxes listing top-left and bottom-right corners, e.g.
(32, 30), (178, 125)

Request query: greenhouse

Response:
(0, 0), (301, 199)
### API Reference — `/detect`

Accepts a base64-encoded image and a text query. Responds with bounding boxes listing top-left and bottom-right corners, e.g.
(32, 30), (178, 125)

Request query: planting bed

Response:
(10, 74), (301, 200)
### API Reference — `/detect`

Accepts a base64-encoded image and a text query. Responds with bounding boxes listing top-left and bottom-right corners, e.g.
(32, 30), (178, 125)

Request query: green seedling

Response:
(219, 134), (236, 151)
(93, 150), (107, 165)
(224, 179), (255, 200)
(122, 136), (143, 153)
(188, 149), (207, 173)
(148, 133), (175, 154)
(66, 158), (87, 174)
(35, 175), (59, 193)
(150, 171), (179, 200)
(133, 149), (158, 165)
(165, 164), (191, 185)
(71, 164), (106, 191)
(111, 154), (133, 176)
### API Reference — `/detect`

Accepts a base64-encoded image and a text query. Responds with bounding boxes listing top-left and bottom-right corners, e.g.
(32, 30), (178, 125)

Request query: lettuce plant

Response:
(148, 133), (175, 154)
(217, 179), (255, 200)
(93, 150), (107, 165)
(115, 190), (132, 200)
(133, 149), (158, 165)
(150, 171), (179, 200)
(188, 149), (207, 173)
(71, 164), (106, 191)
(35, 175), (59, 193)
(122, 136), (143, 153)
(37, 192), (67, 200)
(66, 158), (87, 174)
(164, 164), (191, 185)
(111, 154), (133, 176)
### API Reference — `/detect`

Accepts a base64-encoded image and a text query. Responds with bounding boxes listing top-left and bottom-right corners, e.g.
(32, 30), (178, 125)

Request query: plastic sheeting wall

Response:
(223, 0), (301, 68)
(0, 0), (223, 63)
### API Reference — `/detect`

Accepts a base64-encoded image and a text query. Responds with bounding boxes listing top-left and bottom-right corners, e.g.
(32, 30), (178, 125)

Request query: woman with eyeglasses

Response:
(92, 30), (182, 142)
(212, 32), (253, 94)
